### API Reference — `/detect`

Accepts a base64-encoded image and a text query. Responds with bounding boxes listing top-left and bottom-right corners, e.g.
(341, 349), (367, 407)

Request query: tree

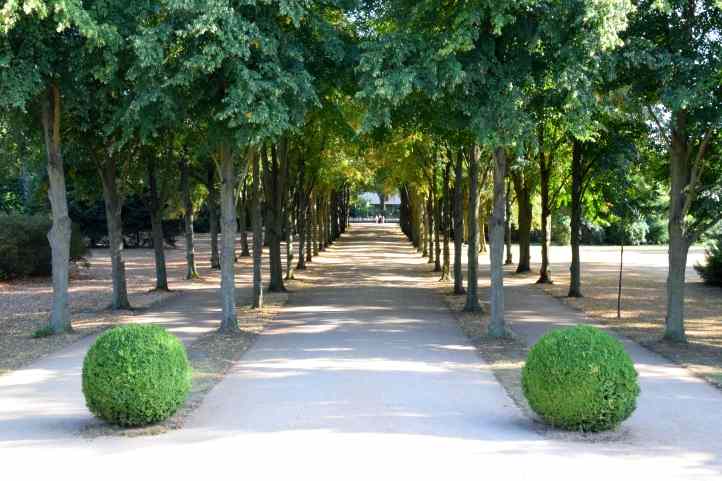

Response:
(1, 1), (116, 332)
(619, 0), (722, 341)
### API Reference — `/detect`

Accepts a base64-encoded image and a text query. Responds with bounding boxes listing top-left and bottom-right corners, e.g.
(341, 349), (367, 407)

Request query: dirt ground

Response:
(0, 234), (272, 376)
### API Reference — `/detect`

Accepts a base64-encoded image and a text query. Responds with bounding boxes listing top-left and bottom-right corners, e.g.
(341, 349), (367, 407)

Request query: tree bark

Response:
(464, 145), (482, 312)
(42, 84), (72, 333)
(296, 166), (307, 270)
(263, 142), (287, 292)
(313, 196), (320, 256)
(479, 210), (487, 253)
(306, 192), (313, 263)
(319, 197), (327, 251)
(441, 161), (451, 280)
(252, 147), (263, 309)
(453, 148), (465, 294)
(239, 182), (251, 257)
(489, 147), (507, 337)
(180, 157), (199, 279)
(512, 169), (532, 273)
(99, 152), (131, 310)
(147, 155), (168, 290)
(665, 111), (692, 342)
(426, 189), (435, 264)
(433, 165), (442, 272)
(218, 144), (238, 332)
(568, 140), (584, 298)
(207, 161), (221, 270)
(286, 205), (295, 280)
(504, 178), (513, 265)
(537, 135), (553, 283)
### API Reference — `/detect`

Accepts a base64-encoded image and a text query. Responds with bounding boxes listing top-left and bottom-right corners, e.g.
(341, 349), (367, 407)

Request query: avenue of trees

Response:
(1, 0), (720, 342)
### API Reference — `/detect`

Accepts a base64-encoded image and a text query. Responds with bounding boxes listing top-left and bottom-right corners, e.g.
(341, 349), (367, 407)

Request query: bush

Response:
(0, 214), (53, 279)
(645, 217), (669, 245)
(695, 231), (722, 287)
(0, 214), (86, 279)
(82, 324), (192, 427)
(522, 325), (640, 432)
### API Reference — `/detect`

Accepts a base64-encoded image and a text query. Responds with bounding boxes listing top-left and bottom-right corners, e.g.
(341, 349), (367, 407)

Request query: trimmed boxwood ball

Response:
(522, 325), (640, 432)
(82, 324), (192, 427)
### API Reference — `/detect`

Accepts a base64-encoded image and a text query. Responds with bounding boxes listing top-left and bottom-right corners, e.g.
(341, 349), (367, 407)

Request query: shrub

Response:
(31, 325), (55, 339)
(645, 217), (669, 245)
(0, 214), (86, 279)
(695, 231), (722, 287)
(82, 324), (192, 427)
(0, 214), (53, 279)
(522, 325), (640, 432)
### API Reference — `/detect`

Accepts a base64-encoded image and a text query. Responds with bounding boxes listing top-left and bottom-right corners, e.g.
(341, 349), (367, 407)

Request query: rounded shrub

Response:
(82, 324), (192, 427)
(522, 325), (639, 432)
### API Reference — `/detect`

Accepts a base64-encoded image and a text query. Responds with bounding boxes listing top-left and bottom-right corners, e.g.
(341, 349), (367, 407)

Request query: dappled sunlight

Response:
(238, 356), (453, 374)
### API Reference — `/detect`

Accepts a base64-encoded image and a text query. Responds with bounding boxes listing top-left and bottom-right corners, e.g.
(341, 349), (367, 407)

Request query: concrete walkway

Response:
(503, 282), (722, 467)
(1, 224), (721, 480)
(0, 287), (226, 445)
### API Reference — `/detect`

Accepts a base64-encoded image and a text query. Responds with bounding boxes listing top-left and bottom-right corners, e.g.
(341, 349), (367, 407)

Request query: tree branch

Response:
(647, 105), (671, 146)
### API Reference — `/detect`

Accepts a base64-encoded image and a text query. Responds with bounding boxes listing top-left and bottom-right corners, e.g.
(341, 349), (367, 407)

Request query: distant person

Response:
(381, 215), (385, 224)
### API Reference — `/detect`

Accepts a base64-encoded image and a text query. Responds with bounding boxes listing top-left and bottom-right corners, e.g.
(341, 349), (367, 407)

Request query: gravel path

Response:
(1, 224), (721, 480)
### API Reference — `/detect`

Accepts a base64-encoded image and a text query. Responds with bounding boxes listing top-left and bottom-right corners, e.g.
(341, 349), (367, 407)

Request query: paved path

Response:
(503, 282), (722, 468)
(1, 224), (722, 480)
(0, 287), (226, 445)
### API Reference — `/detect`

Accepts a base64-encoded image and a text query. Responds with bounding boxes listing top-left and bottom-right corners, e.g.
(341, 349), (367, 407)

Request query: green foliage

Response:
(82, 324), (192, 427)
(695, 230), (722, 287)
(522, 325), (640, 432)
(551, 212), (571, 245)
(0, 214), (86, 279)
(0, 214), (53, 279)
(31, 325), (55, 339)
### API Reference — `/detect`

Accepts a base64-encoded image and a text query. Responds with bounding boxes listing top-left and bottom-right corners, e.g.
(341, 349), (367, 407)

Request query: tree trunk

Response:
(464, 145), (481, 312)
(453, 148), (465, 294)
(421, 200), (428, 257)
(665, 113), (692, 342)
(568, 140), (583, 298)
(263, 143), (286, 292)
(537, 140), (553, 283)
(296, 176), (307, 270)
(433, 167), (442, 272)
(489, 147), (507, 337)
(504, 178), (513, 265)
(218, 144), (238, 332)
(180, 157), (199, 279)
(479, 211), (487, 253)
(313, 196), (320, 256)
(147, 155), (168, 290)
(41, 84), (72, 333)
(99, 153), (131, 310)
(426, 190), (434, 264)
(207, 161), (221, 270)
(512, 170), (532, 273)
(252, 147), (263, 309)
(319, 198), (326, 252)
(306, 193), (313, 263)
(286, 206), (295, 280)
(239, 183), (251, 257)
(441, 161), (451, 281)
